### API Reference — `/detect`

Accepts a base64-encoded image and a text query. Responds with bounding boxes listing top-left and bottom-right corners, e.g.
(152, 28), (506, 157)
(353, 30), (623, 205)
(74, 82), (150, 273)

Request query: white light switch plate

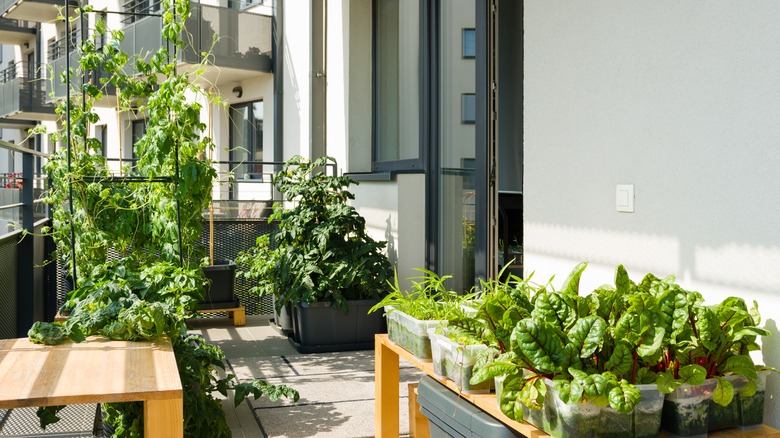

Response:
(616, 184), (634, 213)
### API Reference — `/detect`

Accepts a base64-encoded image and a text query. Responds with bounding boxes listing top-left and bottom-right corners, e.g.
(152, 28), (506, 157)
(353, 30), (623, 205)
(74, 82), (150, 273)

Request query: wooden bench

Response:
(0, 336), (183, 437)
(196, 304), (246, 326)
(56, 304), (247, 327)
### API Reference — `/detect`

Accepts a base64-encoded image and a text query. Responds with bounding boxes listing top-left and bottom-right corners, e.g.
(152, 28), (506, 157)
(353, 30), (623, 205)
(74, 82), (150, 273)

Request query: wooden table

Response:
(0, 336), (183, 437)
(375, 334), (780, 438)
(375, 333), (547, 438)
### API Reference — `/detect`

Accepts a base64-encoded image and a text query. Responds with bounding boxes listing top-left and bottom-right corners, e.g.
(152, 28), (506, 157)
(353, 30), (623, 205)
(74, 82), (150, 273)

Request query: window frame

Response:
(370, 0), (427, 174)
(462, 28), (476, 59)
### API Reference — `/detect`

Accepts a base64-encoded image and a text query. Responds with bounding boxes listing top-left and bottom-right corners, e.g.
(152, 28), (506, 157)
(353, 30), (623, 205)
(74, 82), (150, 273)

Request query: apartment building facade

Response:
(3, 0), (780, 426)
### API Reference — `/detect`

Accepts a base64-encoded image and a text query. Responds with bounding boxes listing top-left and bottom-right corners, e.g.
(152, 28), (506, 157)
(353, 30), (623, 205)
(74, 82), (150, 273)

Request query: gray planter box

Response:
(289, 299), (386, 353)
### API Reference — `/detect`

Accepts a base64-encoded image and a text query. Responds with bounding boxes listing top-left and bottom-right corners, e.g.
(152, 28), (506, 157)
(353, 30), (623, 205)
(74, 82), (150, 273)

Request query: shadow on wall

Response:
(385, 215), (398, 267)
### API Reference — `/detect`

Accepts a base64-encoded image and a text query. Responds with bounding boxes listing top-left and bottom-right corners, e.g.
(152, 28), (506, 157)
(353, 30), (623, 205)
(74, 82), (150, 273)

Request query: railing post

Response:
(16, 151), (34, 336)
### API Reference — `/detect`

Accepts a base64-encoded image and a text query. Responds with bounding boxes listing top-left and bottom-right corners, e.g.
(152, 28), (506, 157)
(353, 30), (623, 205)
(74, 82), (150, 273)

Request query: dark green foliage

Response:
(33, 0), (298, 435)
(237, 155), (393, 314)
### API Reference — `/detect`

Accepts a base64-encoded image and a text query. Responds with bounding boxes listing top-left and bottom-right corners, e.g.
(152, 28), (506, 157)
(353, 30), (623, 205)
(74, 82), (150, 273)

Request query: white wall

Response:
(351, 174), (426, 292)
(524, 0), (780, 426)
(282, 0), (311, 159)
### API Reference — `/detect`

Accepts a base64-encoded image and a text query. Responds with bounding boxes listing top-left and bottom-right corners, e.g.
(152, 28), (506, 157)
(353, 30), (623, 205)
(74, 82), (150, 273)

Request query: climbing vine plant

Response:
(30, 1), (298, 436)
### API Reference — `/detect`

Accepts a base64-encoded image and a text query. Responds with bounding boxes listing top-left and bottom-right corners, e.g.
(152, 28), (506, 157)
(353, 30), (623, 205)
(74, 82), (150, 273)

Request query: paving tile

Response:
(253, 397), (412, 438)
(248, 368), (423, 409)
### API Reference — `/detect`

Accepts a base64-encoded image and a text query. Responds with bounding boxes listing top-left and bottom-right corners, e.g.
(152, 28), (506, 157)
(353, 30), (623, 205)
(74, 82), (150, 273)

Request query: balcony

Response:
(0, 17), (34, 45)
(47, 30), (117, 103)
(0, 0), (76, 22)
(120, 1), (272, 83)
(0, 61), (56, 121)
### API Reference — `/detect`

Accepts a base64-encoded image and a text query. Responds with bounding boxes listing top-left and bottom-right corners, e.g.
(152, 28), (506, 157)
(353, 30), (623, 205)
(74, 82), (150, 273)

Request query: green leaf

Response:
(656, 371), (680, 394)
(679, 364), (707, 386)
(608, 381), (641, 413)
(511, 319), (566, 374)
(720, 355), (757, 380)
(566, 315), (607, 358)
(560, 262), (588, 297)
(604, 341), (633, 377)
(712, 376), (735, 407)
(615, 264), (630, 295)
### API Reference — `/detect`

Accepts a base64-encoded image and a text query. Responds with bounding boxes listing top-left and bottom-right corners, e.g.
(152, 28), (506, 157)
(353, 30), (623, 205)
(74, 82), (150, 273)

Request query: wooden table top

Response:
(0, 336), (182, 408)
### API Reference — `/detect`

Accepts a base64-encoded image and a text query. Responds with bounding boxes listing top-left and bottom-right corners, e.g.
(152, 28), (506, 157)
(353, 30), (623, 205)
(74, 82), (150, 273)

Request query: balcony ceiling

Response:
(0, 118), (35, 129)
(3, 110), (57, 122)
(1, 0), (75, 22)
(0, 19), (34, 45)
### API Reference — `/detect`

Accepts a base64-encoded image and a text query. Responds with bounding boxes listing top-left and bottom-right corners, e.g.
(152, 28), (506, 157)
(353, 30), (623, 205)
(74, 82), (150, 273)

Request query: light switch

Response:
(616, 184), (634, 213)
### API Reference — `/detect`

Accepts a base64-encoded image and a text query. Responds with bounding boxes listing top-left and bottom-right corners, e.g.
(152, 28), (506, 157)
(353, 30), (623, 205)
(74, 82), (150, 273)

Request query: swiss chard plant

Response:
(237, 155), (393, 314)
(30, 1), (298, 436)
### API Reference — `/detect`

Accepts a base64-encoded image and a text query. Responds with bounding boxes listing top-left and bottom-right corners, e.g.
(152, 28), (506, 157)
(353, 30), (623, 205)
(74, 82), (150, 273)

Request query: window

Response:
(461, 93), (475, 124)
(462, 28), (476, 58)
(229, 100), (264, 182)
(94, 125), (107, 157)
(131, 119), (147, 163)
(373, 0), (420, 170)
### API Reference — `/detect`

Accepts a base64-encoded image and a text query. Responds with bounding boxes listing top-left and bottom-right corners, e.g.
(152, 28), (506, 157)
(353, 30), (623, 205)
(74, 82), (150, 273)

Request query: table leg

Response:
(144, 397), (183, 437)
(375, 336), (400, 438)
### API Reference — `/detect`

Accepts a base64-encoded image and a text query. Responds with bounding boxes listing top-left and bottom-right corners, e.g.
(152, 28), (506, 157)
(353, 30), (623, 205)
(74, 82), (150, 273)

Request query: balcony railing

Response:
(0, 139), (48, 338)
(0, 17), (35, 44)
(0, 61), (56, 120)
(120, 1), (272, 73)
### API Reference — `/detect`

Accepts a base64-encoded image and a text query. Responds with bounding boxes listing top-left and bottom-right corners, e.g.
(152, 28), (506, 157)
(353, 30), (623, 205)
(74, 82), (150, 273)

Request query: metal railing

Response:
(47, 27), (82, 62)
(0, 61), (45, 83)
(0, 139), (49, 338)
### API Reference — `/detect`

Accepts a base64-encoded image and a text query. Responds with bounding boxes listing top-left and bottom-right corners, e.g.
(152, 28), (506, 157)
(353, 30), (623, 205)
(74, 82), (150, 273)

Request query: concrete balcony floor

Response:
(0, 315), (420, 437)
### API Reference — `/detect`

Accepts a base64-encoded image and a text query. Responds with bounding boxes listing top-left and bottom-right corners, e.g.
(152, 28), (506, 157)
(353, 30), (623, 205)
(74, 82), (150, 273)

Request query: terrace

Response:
(0, 140), (421, 437)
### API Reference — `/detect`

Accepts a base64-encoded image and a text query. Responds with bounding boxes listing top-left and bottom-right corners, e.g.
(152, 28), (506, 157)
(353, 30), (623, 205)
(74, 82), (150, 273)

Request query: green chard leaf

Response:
(712, 376), (735, 407)
(608, 380), (641, 413)
(511, 319), (566, 375)
(566, 315), (607, 359)
(560, 262), (588, 297)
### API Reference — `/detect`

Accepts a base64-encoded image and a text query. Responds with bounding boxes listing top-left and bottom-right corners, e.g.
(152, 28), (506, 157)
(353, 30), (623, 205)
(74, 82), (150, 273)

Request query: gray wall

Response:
(524, 0), (780, 426)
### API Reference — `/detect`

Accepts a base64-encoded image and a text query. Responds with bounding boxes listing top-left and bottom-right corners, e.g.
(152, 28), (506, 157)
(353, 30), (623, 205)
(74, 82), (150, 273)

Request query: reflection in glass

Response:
(438, 0), (476, 292)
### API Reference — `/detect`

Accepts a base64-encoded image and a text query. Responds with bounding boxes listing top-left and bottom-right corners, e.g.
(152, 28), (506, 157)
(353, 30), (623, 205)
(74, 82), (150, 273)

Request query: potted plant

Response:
(32, 1), (298, 435)
(237, 155), (393, 352)
(369, 269), (473, 360)
(470, 263), (666, 438)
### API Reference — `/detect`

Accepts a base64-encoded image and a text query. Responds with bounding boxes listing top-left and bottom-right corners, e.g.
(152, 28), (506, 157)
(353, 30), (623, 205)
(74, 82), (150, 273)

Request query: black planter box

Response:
(270, 295), (294, 336)
(199, 260), (239, 310)
(288, 299), (386, 353)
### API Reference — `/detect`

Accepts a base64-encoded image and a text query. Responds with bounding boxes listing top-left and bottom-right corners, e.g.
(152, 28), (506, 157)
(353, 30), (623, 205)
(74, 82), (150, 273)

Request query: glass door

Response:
(437, 0), (477, 292)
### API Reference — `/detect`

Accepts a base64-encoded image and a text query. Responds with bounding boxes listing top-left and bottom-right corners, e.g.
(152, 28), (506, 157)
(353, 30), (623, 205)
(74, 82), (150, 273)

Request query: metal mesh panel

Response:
(0, 235), (17, 339)
(198, 219), (277, 316)
(51, 218), (278, 317)
(0, 404), (96, 436)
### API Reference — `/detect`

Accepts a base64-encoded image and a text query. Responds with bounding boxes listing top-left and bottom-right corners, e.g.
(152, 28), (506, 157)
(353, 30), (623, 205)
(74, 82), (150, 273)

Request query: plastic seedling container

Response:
(737, 370), (769, 429)
(522, 379), (598, 438)
(427, 328), (493, 394)
(707, 375), (742, 431)
(660, 378), (717, 438)
(385, 306), (446, 360)
(598, 383), (664, 438)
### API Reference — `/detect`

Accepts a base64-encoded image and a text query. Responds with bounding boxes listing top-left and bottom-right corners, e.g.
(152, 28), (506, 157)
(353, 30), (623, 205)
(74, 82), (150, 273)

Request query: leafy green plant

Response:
(237, 155), (393, 314)
(368, 268), (474, 320)
(32, 1), (298, 436)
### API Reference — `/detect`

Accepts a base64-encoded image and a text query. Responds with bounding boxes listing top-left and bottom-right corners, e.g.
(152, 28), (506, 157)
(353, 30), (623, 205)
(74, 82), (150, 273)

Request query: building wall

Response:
(282, 0), (312, 160)
(524, 0), (780, 426)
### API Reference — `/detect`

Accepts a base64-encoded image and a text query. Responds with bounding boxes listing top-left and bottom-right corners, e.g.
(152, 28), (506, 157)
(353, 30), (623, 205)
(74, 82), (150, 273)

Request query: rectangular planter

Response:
(660, 379), (718, 437)
(385, 306), (446, 360)
(707, 371), (768, 431)
(199, 259), (238, 309)
(598, 384), (664, 438)
(523, 379), (663, 438)
(289, 299), (386, 353)
(428, 328), (493, 394)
